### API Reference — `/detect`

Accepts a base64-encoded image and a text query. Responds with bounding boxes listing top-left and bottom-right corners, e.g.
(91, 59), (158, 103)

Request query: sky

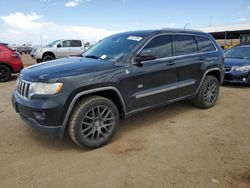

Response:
(1, 0), (250, 45)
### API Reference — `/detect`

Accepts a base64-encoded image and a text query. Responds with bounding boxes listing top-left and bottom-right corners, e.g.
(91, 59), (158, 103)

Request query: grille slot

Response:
(17, 79), (30, 98)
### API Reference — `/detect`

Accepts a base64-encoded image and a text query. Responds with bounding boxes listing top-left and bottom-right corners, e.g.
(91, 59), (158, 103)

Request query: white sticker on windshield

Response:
(127, 36), (143, 41)
(100, 54), (107, 60)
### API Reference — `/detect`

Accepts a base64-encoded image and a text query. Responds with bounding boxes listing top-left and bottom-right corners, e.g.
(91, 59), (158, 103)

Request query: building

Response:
(199, 23), (250, 49)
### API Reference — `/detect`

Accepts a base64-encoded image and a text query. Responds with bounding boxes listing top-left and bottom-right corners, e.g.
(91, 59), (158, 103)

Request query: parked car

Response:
(224, 45), (250, 86)
(16, 46), (33, 55)
(12, 29), (224, 148)
(0, 43), (23, 82)
(31, 39), (85, 63)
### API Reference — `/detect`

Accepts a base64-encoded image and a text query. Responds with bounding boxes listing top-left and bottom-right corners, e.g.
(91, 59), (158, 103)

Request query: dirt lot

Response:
(0, 55), (250, 188)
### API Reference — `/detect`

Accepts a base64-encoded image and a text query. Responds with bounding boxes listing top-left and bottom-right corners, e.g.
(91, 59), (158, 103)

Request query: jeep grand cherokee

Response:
(12, 29), (224, 148)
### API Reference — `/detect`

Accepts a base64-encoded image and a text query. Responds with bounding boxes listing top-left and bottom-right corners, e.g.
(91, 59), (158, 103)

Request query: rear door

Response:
(170, 34), (202, 97)
(69, 40), (85, 55)
(131, 34), (179, 110)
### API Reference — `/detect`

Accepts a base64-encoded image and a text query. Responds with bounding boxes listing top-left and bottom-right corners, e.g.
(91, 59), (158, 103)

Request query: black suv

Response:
(12, 29), (224, 148)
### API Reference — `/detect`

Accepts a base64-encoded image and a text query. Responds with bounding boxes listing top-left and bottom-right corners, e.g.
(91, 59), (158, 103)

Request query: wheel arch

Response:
(0, 62), (13, 72)
(42, 51), (56, 59)
(195, 68), (222, 96)
(60, 87), (126, 137)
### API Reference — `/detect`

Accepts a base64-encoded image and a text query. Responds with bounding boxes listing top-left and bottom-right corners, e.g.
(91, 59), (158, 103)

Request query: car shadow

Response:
(111, 100), (195, 143)
(27, 100), (195, 152)
(9, 74), (18, 81)
(222, 82), (249, 89)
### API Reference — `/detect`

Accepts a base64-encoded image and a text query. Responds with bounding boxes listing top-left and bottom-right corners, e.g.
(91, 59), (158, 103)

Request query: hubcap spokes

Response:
(204, 81), (217, 104)
(0, 69), (9, 81)
(81, 106), (114, 142)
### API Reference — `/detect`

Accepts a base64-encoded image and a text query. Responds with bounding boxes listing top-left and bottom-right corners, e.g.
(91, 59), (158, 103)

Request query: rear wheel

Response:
(68, 96), (119, 148)
(42, 55), (54, 62)
(193, 75), (220, 109)
(0, 65), (11, 82)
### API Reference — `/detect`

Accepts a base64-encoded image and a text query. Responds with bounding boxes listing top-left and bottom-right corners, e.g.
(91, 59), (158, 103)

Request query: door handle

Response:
(166, 61), (176, 66)
(199, 57), (206, 61)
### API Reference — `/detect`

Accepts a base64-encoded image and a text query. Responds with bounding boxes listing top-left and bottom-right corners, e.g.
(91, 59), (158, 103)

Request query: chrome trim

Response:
(127, 94), (193, 117)
(135, 79), (196, 99)
(135, 85), (177, 99)
(132, 33), (218, 65)
(61, 86), (126, 134)
(16, 79), (30, 100)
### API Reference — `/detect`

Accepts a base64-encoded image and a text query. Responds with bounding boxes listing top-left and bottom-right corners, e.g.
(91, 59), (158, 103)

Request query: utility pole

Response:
(209, 16), (212, 27)
(40, 33), (43, 46)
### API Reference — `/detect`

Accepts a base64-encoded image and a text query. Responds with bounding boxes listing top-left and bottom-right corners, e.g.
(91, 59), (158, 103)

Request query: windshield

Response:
(225, 46), (250, 59)
(83, 33), (146, 62)
(47, 40), (61, 47)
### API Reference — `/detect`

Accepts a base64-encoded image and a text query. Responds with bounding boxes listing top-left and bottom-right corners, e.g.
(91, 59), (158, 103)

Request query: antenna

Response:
(209, 16), (212, 27)
(184, 23), (190, 29)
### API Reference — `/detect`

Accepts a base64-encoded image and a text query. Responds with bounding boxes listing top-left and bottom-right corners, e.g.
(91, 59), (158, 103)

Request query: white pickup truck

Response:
(31, 39), (85, 63)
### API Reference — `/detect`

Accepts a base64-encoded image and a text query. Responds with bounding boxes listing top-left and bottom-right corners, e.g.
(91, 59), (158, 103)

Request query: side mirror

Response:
(57, 44), (62, 48)
(135, 49), (156, 63)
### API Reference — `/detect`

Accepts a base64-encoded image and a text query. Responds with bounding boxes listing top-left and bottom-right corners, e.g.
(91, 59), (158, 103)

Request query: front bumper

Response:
(12, 90), (65, 137)
(31, 51), (43, 60)
(224, 71), (250, 84)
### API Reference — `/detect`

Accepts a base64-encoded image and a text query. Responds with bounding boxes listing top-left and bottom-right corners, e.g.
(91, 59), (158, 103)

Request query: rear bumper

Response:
(224, 71), (250, 84)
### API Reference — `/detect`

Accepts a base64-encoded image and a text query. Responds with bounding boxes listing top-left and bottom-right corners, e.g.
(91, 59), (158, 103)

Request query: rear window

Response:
(70, 40), (82, 47)
(196, 36), (216, 52)
(172, 35), (198, 56)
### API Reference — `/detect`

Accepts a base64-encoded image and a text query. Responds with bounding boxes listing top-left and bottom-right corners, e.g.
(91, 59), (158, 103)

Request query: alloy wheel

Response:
(81, 105), (115, 143)
(204, 81), (218, 105)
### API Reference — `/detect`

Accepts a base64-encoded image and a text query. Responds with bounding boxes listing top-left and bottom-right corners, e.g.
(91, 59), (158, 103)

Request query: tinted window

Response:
(196, 36), (216, 52)
(143, 35), (172, 59)
(61, 40), (71, 47)
(172, 35), (198, 56)
(70, 40), (82, 47)
(225, 47), (250, 59)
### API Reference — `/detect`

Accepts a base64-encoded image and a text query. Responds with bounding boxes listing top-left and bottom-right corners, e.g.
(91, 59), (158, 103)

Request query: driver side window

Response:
(143, 35), (172, 59)
(59, 40), (71, 48)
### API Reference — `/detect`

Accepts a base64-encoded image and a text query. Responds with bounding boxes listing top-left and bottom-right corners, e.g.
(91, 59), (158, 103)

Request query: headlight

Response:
(30, 83), (63, 95)
(36, 48), (43, 53)
(234, 65), (250, 72)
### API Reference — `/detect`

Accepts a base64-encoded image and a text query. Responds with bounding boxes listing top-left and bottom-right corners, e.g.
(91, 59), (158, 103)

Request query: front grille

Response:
(224, 67), (232, 73)
(16, 79), (30, 98)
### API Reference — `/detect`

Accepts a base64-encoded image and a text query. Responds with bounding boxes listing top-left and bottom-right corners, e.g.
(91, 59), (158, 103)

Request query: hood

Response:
(224, 58), (250, 67)
(20, 57), (113, 82)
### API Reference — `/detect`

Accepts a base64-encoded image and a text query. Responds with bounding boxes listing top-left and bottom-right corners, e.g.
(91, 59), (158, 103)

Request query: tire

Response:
(68, 96), (119, 148)
(0, 65), (11, 82)
(42, 55), (54, 62)
(192, 75), (220, 109)
(36, 59), (42, 63)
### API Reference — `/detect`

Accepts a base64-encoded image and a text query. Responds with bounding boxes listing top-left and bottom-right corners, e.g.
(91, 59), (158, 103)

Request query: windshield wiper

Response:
(84, 55), (99, 59)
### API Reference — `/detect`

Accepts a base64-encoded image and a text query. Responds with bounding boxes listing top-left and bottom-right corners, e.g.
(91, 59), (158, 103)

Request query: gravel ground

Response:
(0, 55), (249, 188)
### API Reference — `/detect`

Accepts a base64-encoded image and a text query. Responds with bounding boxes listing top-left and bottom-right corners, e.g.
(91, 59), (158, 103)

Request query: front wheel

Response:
(192, 75), (220, 109)
(42, 55), (54, 62)
(68, 96), (119, 148)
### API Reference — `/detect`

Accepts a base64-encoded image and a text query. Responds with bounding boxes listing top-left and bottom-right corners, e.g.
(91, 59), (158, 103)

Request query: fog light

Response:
(32, 111), (45, 120)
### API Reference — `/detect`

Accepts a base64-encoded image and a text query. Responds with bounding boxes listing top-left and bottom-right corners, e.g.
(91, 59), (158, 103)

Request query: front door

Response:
(131, 34), (179, 110)
(56, 40), (71, 58)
